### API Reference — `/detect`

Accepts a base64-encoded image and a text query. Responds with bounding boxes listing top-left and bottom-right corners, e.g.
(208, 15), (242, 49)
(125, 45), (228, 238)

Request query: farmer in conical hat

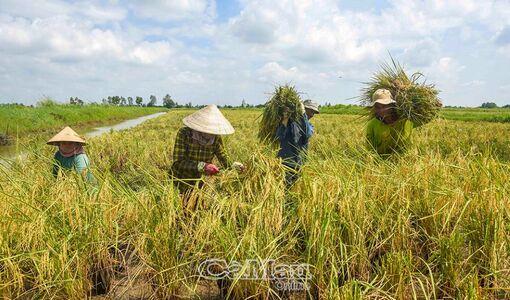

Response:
(170, 105), (244, 205)
(277, 99), (319, 190)
(366, 89), (414, 156)
(47, 126), (95, 182)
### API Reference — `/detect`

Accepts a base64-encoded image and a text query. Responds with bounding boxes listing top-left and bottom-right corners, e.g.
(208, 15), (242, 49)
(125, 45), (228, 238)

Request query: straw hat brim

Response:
(47, 127), (87, 145)
(182, 105), (235, 135)
(373, 99), (396, 106)
(304, 105), (320, 114)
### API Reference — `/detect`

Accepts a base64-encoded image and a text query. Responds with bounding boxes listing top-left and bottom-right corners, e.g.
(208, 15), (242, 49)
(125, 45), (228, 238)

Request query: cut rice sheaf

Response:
(258, 84), (304, 145)
(361, 58), (442, 126)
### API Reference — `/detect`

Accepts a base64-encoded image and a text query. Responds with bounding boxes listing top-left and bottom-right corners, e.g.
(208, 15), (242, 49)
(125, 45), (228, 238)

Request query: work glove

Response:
(232, 161), (245, 173)
(204, 163), (220, 175)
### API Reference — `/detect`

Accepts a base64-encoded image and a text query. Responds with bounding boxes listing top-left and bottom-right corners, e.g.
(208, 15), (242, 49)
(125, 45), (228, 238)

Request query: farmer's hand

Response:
(232, 162), (245, 173)
(204, 163), (220, 175)
(281, 112), (289, 127)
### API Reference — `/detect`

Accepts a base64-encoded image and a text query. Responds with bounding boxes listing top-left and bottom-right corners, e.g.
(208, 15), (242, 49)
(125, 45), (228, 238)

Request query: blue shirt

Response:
(52, 152), (95, 183)
(276, 113), (314, 168)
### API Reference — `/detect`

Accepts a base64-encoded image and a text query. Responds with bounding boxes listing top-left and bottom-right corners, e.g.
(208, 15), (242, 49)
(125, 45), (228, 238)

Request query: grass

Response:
(440, 108), (510, 122)
(1, 110), (510, 299)
(318, 104), (367, 115)
(320, 105), (510, 123)
(0, 104), (168, 138)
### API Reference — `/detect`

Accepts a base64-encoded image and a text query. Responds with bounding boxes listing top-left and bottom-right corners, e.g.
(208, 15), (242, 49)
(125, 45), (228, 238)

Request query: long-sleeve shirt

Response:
(366, 118), (413, 156)
(276, 113), (314, 168)
(52, 152), (95, 182)
(170, 127), (230, 181)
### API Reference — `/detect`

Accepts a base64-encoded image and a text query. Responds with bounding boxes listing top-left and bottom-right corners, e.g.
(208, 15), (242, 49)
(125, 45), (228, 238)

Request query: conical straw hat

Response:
(47, 126), (87, 145)
(183, 104), (235, 135)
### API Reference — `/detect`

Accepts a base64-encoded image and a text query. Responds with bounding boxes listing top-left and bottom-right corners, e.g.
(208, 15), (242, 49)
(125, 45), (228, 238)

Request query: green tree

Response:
(480, 102), (498, 108)
(107, 96), (121, 105)
(135, 96), (143, 106)
(162, 94), (175, 108)
(148, 95), (157, 107)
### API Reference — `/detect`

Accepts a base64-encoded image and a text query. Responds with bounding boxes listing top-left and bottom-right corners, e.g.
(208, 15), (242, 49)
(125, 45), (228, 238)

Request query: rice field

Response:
(1, 110), (509, 299)
(0, 104), (167, 137)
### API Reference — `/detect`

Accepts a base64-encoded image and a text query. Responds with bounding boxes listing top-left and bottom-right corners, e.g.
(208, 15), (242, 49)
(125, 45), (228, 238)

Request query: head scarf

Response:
(191, 130), (216, 146)
(58, 143), (85, 158)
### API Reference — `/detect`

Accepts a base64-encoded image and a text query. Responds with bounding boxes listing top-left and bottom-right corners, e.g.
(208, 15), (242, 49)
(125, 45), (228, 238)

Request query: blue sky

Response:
(0, 0), (509, 107)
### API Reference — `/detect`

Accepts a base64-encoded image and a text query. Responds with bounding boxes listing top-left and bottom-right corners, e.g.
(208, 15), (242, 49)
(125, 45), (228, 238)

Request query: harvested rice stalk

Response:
(258, 85), (304, 145)
(361, 58), (442, 126)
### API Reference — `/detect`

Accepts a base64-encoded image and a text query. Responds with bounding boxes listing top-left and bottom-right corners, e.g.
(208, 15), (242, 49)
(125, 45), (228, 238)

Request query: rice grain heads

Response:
(361, 58), (442, 126)
(258, 85), (304, 145)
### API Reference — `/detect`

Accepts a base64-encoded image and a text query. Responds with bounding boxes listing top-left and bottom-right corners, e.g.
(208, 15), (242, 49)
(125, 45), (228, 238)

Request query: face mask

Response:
(191, 130), (216, 146)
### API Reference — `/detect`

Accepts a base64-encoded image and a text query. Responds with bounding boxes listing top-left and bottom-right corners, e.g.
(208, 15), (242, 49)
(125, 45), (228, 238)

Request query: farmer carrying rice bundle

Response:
(363, 59), (441, 156)
(278, 99), (318, 189)
(170, 104), (244, 208)
(366, 89), (414, 156)
(258, 85), (318, 190)
(47, 126), (95, 183)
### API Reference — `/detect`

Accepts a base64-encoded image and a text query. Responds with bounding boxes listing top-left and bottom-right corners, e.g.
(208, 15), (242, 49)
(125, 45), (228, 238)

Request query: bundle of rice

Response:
(361, 58), (442, 126)
(258, 84), (304, 145)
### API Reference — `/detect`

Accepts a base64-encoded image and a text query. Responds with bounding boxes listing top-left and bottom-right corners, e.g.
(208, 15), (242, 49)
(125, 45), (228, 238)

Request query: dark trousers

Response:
(284, 164), (301, 191)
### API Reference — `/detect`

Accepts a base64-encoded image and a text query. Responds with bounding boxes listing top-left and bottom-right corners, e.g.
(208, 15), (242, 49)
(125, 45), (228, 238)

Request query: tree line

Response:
(479, 102), (510, 108)
(67, 94), (187, 108)
(68, 96), (266, 109)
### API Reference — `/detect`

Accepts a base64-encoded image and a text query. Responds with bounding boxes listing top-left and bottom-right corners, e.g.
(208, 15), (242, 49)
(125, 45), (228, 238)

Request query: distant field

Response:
(0, 104), (168, 136)
(317, 104), (367, 115)
(320, 104), (510, 122)
(440, 108), (510, 122)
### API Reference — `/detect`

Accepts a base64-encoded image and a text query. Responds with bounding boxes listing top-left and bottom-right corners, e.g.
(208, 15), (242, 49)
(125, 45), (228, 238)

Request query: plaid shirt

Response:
(171, 127), (230, 181)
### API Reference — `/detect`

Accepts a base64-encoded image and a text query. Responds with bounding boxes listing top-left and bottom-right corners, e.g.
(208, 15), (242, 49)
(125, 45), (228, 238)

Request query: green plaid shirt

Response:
(171, 127), (230, 181)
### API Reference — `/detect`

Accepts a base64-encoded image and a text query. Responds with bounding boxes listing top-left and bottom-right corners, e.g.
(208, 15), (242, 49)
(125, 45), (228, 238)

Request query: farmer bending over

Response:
(277, 99), (318, 190)
(366, 89), (413, 157)
(47, 126), (95, 183)
(170, 105), (244, 209)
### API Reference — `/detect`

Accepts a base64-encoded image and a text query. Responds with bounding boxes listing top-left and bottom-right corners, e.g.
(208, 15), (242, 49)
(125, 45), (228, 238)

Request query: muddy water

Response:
(0, 112), (167, 163)
(84, 112), (166, 137)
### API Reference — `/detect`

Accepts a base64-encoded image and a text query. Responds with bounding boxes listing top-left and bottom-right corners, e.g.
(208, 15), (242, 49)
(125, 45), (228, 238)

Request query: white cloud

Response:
(0, 0), (126, 23)
(461, 80), (485, 87)
(0, 0), (509, 106)
(129, 41), (174, 65)
(168, 71), (205, 84)
(226, 0), (385, 64)
(126, 0), (215, 22)
(427, 57), (466, 81)
(257, 62), (305, 83)
(0, 16), (177, 65)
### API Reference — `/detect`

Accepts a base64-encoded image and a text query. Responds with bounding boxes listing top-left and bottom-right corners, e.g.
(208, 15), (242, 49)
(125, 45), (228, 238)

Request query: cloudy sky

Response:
(0, 0), (509, 107)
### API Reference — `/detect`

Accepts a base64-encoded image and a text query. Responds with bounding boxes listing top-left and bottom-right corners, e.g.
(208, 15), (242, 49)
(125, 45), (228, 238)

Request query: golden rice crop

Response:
(1, 110), (509, 299)
(258, 84), (304, 145)
(361, 58), (442, 126)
